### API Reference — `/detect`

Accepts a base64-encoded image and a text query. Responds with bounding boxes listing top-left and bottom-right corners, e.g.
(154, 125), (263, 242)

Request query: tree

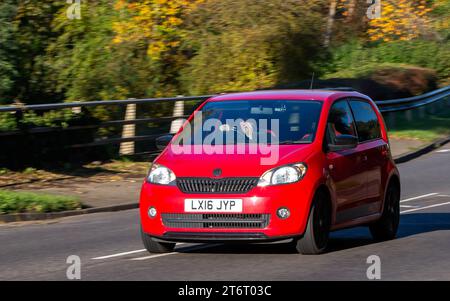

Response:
(431, 0), (450, 40)
(324, 0), (337, 47)
(367, 0), (433, 42)
(46, 1), (156, 102)
(11, 0), (65, 104)
(180, 0), (327, 95)
(112, 0), (204, 96)
(324, 0), (372, 47)
(0, 0), (18, 104)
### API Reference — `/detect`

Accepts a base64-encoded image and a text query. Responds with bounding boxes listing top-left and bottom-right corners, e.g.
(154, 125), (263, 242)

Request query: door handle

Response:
(362, 154), (368, 162)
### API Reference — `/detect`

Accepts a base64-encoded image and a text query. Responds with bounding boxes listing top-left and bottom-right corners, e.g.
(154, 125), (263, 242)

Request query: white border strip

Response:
(401, 201), (450, 214)
(400, 193), (439, 203)
(92, 243), (187, 260)
(92, 249), (147, 260)
(130, 243), (221, 261)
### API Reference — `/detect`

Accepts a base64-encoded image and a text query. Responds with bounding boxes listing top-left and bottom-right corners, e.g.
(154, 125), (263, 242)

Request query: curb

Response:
(0, 203), (138, 223)
(393, 136), (450, 164)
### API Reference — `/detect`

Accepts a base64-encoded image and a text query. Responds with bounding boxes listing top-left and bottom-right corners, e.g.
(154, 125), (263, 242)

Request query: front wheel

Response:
(294, 191), (331, 255)
(369, 184), (400, 241)
(141, 226), (176, 253)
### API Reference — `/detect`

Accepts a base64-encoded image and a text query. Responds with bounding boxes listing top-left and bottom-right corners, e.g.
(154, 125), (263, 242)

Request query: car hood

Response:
(156, 144), (316, 178)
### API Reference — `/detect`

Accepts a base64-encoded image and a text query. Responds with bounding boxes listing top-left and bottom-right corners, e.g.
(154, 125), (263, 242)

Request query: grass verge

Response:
(0, 190), (81, 214)
(386, 105), (450, 142)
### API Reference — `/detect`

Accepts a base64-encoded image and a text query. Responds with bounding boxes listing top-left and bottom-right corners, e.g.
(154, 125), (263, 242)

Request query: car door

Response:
(325, 99), (368, 223)
(348, 99), (386, 213)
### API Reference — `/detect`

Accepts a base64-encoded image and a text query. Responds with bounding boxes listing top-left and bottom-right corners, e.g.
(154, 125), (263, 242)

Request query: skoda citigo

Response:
(139, 90), (400, 254)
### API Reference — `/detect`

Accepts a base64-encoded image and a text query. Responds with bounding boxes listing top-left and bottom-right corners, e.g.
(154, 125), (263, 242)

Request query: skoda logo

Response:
(213, 168), (222, 177)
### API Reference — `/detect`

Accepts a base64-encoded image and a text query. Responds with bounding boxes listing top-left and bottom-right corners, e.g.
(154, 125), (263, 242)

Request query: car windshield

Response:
(174, 100), (322, 145)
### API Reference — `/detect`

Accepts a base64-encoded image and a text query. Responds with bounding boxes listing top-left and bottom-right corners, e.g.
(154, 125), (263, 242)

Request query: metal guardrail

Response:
(0, 96), (213, 158)
(375, 86), (450, 113)
(1, 86), (448, 113)
(0, 86), (449, 156)
(0, 95), (213, 113)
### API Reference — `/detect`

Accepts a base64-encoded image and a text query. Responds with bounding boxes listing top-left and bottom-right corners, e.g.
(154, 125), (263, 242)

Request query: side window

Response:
(326, 100), (357, 145)
(349, 100), (381, 142)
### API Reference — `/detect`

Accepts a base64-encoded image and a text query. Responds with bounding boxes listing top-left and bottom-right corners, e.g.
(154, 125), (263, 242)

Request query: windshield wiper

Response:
(277, 140), (310, 145)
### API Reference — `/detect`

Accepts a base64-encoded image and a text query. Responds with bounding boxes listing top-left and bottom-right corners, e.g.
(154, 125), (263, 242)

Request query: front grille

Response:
(177, 177), (258, 194)
(162, 213), (270, 229)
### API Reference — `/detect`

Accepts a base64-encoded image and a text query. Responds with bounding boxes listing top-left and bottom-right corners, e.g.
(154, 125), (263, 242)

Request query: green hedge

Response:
(325, 39), (450, 82)
(0, 109), (80, 131)
(0, 190), (81, 214)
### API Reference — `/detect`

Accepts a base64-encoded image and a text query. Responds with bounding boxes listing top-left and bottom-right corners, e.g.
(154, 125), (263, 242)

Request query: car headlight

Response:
(147, 163), (176, 185)
(257, 163), (307, 187)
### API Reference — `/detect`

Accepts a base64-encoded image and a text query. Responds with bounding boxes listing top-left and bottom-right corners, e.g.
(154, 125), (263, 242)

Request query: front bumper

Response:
(139, 180), (315, 241)
(152, 232), (300, 243)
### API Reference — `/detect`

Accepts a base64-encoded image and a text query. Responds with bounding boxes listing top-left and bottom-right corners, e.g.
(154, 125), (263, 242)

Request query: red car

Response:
(139, 90), (400, 254)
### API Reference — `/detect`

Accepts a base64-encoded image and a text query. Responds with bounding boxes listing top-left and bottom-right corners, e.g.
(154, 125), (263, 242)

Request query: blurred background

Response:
(0, 1), (449, 214)
(1, 0), (449, 104)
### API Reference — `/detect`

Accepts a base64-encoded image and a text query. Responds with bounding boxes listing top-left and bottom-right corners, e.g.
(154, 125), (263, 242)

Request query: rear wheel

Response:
(294, 191), (331, 254)
(369, 183), (400, 241)
(140, 226), (175, 253)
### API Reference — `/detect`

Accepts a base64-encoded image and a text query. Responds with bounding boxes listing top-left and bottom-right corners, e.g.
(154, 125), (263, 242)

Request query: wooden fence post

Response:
(119, 102), (136, 155)
(170, 97), (185, 134)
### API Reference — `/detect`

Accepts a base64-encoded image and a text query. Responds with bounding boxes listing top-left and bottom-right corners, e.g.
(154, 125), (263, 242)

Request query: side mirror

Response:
(155, 134), (173, 150)
(328, 134), (358, 152)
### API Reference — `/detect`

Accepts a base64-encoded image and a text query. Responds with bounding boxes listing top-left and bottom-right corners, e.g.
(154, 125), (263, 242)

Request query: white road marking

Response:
(92, 249), (147, 260)
(129, 252), (179, 261)
(400, 205), (419, 208)
(92, 243), (186, 260)
(400, 193), (439, 203)
(130, 243), (221, 261)
(401, 201), (450, 214)
(436, 149), (450, 153)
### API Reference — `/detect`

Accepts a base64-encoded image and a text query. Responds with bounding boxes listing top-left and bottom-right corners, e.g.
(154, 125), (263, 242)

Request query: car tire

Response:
(369, 183), (400, 241)
(294, 191), (331, 255)
(141, 226), (176, 253)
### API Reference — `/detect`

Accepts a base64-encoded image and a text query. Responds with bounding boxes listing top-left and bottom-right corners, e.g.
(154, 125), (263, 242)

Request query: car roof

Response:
(208, 89), (371, 102)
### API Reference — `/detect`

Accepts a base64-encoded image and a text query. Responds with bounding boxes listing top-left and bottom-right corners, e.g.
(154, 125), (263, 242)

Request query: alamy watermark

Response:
(367, 0), (382, 20)
(66, 0), (82, 20)
(66, 255), (81, 280)
(366, 255), (381, 280)
(65, 1), (381, 21)
(169, 112), (281, 165)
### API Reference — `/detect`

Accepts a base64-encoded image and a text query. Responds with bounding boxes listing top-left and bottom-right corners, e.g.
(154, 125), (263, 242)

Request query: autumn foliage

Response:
(0, 0), (448, 105)
(368, 0), (434, 42)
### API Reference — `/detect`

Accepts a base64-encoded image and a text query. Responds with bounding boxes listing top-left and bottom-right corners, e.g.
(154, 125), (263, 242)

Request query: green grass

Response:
(0, 190), (81, 214)
(386, 105), (450, 142)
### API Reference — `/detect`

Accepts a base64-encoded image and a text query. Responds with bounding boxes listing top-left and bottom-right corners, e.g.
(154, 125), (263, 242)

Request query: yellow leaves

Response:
(112, 0), (203, 61)
(148, 41), (166, 59)
(368, 0), (434, 42)
(114, 0), (127, 10)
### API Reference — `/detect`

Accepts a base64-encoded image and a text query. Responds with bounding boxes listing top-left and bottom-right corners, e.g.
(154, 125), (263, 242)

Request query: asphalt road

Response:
(1, 143), (450, 281)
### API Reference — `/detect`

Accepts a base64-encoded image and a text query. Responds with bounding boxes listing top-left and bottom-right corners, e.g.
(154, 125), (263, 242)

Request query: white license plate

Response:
(184, 199), (243, 213)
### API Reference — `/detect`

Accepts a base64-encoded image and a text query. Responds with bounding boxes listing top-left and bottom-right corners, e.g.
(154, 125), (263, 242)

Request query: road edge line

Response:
(394, 136), (450, 164)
